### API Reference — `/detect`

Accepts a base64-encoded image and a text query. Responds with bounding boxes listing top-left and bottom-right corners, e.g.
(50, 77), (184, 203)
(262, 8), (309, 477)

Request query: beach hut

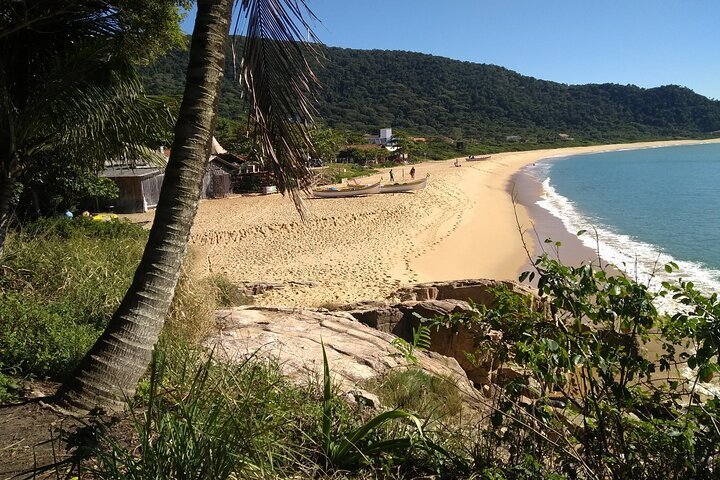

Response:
(201, 156), (239, 199)
(101, 166), (164, 213)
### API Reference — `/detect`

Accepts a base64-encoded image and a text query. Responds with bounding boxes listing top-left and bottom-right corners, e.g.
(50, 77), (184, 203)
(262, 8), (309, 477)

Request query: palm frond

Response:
(0, 0), (175, 175)
(16, 43), (173, 169)
(236, 0), (321, 216)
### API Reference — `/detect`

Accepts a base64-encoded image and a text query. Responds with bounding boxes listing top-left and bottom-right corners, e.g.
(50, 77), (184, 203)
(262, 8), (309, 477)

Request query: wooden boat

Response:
(466, 155), (491, 162)
(312, 181), (381, 198)
(379, 174), (429, 193)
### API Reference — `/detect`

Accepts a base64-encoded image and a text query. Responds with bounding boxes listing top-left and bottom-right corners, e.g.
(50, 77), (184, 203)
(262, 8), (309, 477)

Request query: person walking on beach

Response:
(410, 167), (416, 180)
(389, 169), (395, 182)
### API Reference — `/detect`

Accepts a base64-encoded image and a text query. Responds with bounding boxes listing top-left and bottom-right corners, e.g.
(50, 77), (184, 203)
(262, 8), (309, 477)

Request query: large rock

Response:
(340, 279), (547, 387)
(208, 306), (479, 402)
(392, 278), (536, 305)
(340, 298), (492, 384)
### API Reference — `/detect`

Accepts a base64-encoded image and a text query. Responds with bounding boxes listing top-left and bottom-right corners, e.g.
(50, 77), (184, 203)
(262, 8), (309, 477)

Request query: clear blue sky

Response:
(181, 0), (720, 100)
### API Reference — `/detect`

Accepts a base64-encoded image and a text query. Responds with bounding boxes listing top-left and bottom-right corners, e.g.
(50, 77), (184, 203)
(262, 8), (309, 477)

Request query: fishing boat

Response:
(312, 181), (381, 198)
(466, 155), (491, 162)
(379, 174), (429, 193)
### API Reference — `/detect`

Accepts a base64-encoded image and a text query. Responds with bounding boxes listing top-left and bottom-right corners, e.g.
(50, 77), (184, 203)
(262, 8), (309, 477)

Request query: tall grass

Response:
(88, 344), (450, 479)
(367, 369), (463, 421)
(0, 217), (228, 381)
(94, 348), (325, 479)
(2, 217), (147, 328)
(0, 218), (147, 379)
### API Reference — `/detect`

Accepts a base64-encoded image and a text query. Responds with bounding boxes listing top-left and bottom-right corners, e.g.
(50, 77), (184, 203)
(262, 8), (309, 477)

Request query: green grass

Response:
(0, 217), (219, 381)
(2, 217), (147, 329)
(367, 368), (464, 421)
(89, 345), (449, 479)
(315, 163), (379, 185)
(0, 218), (147, 379)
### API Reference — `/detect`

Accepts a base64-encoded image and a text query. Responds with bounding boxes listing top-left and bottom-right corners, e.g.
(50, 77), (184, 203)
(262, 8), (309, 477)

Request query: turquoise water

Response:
(529, 143), (720, 303)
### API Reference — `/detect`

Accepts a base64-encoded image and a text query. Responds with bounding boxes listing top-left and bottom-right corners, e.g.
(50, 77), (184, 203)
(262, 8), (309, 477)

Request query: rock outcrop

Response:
(340, 279), (544, 386)
(206, 279), (545, 410)
(390, 278), (535, 304)
(208, 306), (479, 403)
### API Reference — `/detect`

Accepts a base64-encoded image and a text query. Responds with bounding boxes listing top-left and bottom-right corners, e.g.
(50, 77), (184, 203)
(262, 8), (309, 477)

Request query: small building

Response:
(201, 157), (237, 199)
(200, 138), (247, 198)
(101, 166), (164, 213)
(558, 133), (575, 141)
(506, 135), (522, 142)
(102, 137), (246, 212)
(369, 128), (394, 146)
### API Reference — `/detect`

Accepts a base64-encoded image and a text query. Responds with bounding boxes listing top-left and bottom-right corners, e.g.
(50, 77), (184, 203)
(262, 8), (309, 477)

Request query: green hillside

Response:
(141, 41), (720, 143)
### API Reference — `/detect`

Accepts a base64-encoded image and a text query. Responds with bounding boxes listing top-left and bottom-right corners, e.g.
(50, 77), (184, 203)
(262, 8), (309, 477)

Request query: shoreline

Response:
(509, 138), (720, 282)
(129, 138), (720, 307)
(412, 138), (720, 287)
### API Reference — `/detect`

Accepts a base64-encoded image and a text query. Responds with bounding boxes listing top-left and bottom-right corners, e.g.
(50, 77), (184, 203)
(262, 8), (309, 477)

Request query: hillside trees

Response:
(142, 45), (720, 141)
(56, 0), (319, 412)
(0, 0), (186, 257)
(310, 127), (344, 161)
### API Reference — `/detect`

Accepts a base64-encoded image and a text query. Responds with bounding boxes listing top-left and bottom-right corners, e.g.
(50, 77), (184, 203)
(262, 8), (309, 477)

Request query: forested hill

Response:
(142, 43), (720, 142)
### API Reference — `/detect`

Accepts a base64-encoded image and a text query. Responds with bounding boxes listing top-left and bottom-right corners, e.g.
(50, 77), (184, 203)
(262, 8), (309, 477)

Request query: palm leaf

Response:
(1, 4), (174, 175)
(235, 0), (321, 216)
(321, 341), (333, 457)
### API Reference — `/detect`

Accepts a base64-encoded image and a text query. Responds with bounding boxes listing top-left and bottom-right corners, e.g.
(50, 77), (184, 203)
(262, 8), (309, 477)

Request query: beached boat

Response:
(312, 182), (381, 198)
(466, 155), (491, 162)
(379, 174), (429, 193)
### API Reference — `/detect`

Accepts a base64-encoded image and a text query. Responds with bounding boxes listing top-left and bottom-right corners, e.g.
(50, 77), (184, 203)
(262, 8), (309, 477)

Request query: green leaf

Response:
(330, 409), (424, 462)
(321, 342), (332, 455)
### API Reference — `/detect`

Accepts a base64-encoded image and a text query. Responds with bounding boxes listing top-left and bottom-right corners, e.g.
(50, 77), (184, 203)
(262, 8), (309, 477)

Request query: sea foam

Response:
(528, 164), (720, 315)
(526, 155), (720, 395)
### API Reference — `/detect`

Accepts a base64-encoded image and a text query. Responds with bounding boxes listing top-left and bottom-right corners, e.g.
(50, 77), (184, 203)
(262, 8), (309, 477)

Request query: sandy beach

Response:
(135, 139), (720, 307)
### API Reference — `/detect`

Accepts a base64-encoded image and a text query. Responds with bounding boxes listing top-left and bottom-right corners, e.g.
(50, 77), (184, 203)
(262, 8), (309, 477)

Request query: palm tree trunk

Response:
(0, 172), (15, 260)
(55, 0), (234, 413)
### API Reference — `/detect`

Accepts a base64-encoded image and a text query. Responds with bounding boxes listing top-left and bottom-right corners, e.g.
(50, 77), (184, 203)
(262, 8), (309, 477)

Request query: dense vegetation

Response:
(4, 218), (720, 478)
(142, 41), (720, 143)
(0, 218), (242, 400)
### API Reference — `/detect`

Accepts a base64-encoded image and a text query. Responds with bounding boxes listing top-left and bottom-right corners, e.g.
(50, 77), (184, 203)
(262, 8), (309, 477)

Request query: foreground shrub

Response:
(0, 217), (216, 380)
(0, 293), (101, 378)
(454, 253), (720, 479)
(0, 218), (147, 379)
(90, 345), (442, 479)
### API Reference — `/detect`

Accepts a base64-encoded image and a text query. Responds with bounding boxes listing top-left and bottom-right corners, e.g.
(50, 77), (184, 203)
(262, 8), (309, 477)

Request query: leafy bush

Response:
(1, 218), (147, 328)
(460, 253), (720, 479)
(0, 217), (217, 380)
(0, 364), (20, 403)
(0, 218), (147, 378)
(0, 293), (101, 379)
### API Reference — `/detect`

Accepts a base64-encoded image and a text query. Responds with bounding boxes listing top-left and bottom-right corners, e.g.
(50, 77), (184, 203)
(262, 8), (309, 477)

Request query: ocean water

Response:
(526, 143), (720, 312)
